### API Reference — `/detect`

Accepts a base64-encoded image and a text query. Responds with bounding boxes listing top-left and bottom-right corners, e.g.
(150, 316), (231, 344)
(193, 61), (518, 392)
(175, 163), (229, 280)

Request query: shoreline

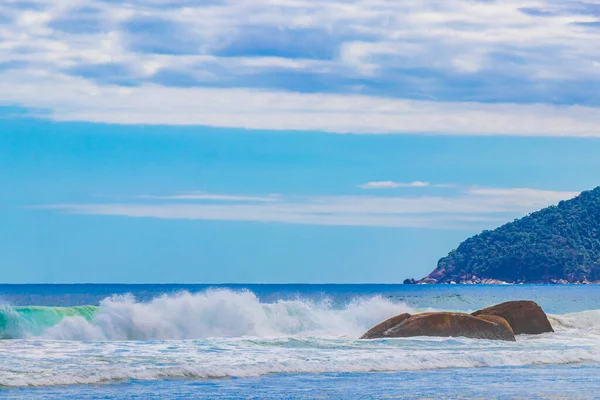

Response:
(407, 278), (600, 285)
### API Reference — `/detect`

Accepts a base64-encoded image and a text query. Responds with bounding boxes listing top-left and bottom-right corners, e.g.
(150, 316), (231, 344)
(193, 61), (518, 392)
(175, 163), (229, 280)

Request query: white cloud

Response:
(466, 187), (578, 205)
(2, 71), (600, 136)
(37, 187), (580, 229)
(138, 193), (281, 202)
(1, 0), (600, 134)
(359, 181), (430, 189)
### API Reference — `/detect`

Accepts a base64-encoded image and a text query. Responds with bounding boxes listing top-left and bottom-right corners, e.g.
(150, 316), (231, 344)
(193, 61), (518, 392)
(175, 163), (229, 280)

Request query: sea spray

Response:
(2, 290), (600, 388)
(550, 309), (600, 332)
(0, 289), (415, 340)
(4, 290), (600, 341)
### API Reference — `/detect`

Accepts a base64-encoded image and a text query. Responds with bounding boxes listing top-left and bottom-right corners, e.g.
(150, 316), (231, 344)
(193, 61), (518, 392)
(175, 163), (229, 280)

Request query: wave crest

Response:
(4, 290), (600, 341)
(1, 290), (414, 340)
(550, 309), (600, 332)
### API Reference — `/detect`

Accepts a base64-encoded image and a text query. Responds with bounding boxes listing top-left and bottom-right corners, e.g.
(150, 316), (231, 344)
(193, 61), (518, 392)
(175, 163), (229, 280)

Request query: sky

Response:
(1, 0), (600, 283)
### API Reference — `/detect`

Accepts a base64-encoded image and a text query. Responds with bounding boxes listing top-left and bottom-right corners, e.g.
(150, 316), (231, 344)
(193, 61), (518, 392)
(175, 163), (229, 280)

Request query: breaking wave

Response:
(4, 342), (600, 387)
(0, 289), (414, 340)
(550, 309), (600, 332)
(3, 290), (600, 341)
(2, 290), (600, 388)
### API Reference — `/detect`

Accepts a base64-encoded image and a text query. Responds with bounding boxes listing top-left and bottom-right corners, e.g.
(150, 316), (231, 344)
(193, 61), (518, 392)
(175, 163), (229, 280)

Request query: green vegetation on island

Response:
(420, 187), (600, 284)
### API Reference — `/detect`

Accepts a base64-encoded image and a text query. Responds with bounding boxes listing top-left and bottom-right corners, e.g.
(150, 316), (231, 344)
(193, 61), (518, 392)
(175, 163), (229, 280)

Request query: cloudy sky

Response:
(1, 0), (600, 282)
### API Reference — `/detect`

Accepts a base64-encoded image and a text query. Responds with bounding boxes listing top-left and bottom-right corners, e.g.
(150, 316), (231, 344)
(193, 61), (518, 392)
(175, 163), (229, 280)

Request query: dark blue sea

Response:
(1, 284), (600, 399)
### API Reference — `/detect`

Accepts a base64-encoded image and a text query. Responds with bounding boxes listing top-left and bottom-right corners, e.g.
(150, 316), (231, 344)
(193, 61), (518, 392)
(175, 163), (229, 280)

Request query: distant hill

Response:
(421, 187), (600, 284)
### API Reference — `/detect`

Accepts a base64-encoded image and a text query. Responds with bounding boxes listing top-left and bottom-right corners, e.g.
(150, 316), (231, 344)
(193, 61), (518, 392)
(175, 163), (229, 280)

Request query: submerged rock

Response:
(360, 312), (515, 341)
(471, 300), (554, 335)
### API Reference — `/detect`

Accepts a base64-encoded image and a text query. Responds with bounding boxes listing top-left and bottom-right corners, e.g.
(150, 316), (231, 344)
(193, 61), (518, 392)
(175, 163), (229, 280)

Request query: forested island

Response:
(414, 187), (600, 284)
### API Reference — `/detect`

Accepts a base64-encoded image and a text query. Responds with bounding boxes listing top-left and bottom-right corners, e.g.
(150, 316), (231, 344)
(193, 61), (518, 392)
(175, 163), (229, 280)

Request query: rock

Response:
(403, 278), (416, 285)
(360, 313), (411, 339)
(480, 279), (508, 284)
(475, 314), (515, 335)
(418, 277), (438, 284)
(471, 300), (553, 335)
(360, 312), (515, 341)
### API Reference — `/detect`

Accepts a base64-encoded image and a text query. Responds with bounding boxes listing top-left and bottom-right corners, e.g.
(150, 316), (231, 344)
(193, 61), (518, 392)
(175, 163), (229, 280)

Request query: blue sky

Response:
(1, 0), (600, 283)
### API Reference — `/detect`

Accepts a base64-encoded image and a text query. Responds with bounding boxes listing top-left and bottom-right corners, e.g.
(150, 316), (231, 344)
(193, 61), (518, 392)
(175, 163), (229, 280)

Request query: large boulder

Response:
(361, 313), (411, 339)
(360, 312), (515, 341)
(471, 300), (554, 335)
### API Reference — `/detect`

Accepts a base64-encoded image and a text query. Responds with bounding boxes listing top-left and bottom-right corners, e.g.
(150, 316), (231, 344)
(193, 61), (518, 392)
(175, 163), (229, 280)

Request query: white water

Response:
(1, 289), (600, 388)
(39, 290), (415, 340)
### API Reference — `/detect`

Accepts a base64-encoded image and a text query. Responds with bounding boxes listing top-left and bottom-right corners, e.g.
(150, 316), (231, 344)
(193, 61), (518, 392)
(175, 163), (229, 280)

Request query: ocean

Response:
(1, 284), (600, 399)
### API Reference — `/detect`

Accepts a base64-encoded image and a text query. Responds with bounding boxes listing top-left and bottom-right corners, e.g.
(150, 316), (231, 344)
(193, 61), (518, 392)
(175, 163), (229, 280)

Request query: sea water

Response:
(1, 284), (600, 399)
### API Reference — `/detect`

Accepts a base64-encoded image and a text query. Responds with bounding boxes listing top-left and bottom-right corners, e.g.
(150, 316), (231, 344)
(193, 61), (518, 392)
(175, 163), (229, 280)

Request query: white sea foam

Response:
(550, 310), (600, 332)
(40, 290), (414, 340)
(2, 290), (600, 388)
(1, 335), (600, 387)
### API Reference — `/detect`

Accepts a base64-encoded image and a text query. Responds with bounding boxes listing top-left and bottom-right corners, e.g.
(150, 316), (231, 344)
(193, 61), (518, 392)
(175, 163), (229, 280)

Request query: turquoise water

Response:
(1, 284), (599, 399)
